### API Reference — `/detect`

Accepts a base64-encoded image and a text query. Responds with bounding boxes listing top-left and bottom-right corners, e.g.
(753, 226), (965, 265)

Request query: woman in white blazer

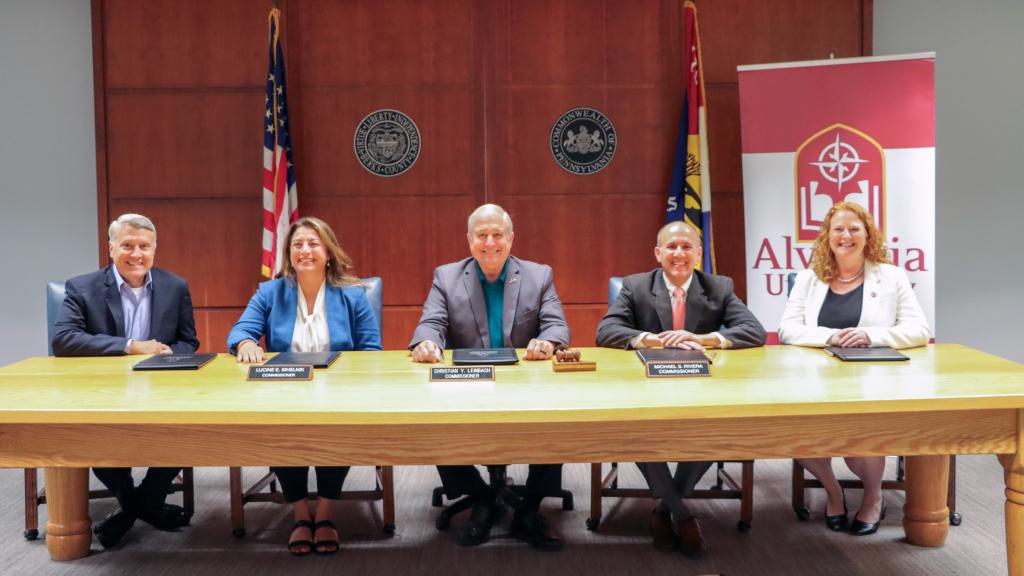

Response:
(779, 202), (930, 536)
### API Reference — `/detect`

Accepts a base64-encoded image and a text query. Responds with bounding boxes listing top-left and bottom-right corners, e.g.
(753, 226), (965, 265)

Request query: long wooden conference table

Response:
(0, 344), (1022, 570)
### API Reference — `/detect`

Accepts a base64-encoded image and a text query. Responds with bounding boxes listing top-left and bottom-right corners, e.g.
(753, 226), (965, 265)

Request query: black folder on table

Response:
(635, 348), (711, 364)
(452, 348), (519, 365)
(824, 346), (909, 362)
(132, 352), (217, 371)
(264, 351), (341, 368)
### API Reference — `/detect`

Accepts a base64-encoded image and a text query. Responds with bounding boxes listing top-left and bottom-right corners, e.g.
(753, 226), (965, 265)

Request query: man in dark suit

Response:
(410, 204), (569, 551)
(596, 221), (766, 557)
(52, 213), (199, 549)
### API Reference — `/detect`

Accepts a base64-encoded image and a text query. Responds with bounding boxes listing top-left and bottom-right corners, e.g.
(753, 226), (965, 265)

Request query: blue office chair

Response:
(227, 277), (396, 537)
(24, 282), (195, 540)
(784, 271), (961, 526)
(587, 277), (755, 533)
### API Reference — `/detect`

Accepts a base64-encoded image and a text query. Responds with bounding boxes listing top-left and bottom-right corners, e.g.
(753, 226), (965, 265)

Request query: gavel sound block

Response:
(552, 348), (597, 372)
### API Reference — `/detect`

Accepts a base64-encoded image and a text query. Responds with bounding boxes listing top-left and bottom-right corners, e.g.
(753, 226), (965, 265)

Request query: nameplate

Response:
(246, 365), (313, 381)
(429, 366), (495, 382)
(644, 360), (710, 378)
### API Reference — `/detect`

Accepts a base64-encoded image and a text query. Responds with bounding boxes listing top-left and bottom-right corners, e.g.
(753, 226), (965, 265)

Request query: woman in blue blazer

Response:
(227, 216), (381, 555)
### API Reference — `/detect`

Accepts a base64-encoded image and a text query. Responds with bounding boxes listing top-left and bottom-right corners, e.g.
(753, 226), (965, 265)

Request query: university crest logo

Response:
(353, 109), (421, 177)
(550, 107), (617, 175)
(794, 124), (885, 241)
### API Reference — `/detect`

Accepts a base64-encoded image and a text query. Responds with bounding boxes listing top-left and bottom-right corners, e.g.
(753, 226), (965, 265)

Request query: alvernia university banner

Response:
(738, 53), (935, 340)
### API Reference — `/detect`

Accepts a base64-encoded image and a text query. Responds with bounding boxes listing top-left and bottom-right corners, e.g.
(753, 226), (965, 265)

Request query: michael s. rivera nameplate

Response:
(353, 109), (421, 177)
(550, 107), (617, 175)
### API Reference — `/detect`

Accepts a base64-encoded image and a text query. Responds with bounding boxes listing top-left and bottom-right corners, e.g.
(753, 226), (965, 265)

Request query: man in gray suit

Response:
(410, 204), (569, 551)
(596, 221), (766, 557)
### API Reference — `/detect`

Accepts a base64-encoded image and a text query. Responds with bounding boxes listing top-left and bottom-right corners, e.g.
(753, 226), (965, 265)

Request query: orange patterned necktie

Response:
(672, 287), (686, 331)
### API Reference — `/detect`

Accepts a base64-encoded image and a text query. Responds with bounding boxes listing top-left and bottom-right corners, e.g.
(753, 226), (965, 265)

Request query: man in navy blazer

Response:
(52, 213), (199, 549)
(596, 221), (766, 558)
(410, 204), (569, 551)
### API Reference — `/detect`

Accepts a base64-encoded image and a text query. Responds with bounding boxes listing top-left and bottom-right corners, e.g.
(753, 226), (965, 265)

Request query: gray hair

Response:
(108, 213), (157, 246)
(467, 204), (513, 234)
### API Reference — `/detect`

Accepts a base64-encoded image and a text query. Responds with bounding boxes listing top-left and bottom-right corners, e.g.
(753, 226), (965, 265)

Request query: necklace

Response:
(836, 267), (865, 284)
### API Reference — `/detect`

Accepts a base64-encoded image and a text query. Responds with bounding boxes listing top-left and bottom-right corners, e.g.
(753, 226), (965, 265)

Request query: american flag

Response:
(665, 0), (715, 273)
(262, 8), (298, 278)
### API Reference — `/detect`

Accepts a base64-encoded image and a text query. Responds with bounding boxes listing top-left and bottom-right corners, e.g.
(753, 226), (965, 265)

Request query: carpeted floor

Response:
(0, 456), (1007, 575)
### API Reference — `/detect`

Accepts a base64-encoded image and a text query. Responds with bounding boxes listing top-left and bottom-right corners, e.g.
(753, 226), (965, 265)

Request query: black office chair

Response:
(227, 277), (396, 537)
(783, 271), (961, 526)
(588, 277), (754, 532)
(23, 281), (196, 540)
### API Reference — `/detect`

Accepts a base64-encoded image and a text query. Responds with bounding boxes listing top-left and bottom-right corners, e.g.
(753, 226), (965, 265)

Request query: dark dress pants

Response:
(272, 466), (351, 502)
(437, 464), (562, 501)
(93, 467), (181, 518)
(637, 461), (713, 518)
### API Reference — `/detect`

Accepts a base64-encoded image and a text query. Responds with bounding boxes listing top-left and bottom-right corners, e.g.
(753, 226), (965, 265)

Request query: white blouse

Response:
(291, 281), (330, 352)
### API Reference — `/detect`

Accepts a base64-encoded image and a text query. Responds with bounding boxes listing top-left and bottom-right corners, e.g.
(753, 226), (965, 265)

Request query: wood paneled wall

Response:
(91, 0), (872, 351)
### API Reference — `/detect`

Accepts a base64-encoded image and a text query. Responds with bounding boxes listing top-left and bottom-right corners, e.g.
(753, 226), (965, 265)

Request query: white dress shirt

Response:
(291, 281), (330, 353)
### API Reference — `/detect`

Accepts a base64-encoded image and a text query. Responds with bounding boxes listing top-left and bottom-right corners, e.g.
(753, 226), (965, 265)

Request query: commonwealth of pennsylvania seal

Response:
(353, 109), (421, 177)
(550, 107), (617, 175)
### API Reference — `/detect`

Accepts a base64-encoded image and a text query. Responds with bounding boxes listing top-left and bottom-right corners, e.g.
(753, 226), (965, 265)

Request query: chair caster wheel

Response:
(795, 507), (810, 521)
(432, 493), (443, 507)
(435, 515), (451, 531)
(737, 521), (751, 533)
(383, 523), (396, 535)
(232, 528), (246, 538)
(950, 512), (963, 526)
(24, 529), (38, 541)
(585, 517), (600, 531)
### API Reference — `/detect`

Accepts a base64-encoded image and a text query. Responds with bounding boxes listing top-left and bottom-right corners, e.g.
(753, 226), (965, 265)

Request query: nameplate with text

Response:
(429, 366), (495, 382)
(247, 365), (313, 381)
(644, 361), (710, 378)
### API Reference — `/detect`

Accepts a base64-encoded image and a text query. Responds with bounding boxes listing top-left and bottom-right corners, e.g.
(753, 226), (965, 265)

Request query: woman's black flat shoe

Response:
(825, 507), (849, 531)
(850, 503), (887, 536)
(824, 496), (848, 532)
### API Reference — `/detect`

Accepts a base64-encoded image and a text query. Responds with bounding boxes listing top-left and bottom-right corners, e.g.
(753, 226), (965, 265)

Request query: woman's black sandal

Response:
(287, 519), (315, 556)
(313, 520), (340, 555)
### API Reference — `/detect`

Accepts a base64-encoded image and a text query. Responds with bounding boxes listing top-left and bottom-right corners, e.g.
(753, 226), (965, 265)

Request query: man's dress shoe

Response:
(650, 508), (676, 551)
(457, 499), (498, 547)
(675, 515), (706, 558)
(139, 503), (191, 531)
(93, 509), (136, 549)
(510, 511), (562, 551)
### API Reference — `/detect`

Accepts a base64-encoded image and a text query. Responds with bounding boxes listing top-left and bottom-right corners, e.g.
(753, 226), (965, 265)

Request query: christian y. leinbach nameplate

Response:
(247, 365), (313, 381)
(430, 366), (496, 382)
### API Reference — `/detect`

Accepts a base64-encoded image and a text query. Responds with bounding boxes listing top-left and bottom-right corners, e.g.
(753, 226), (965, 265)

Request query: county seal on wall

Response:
(353, 109), (421, 177)
(550, 107), (617, 175)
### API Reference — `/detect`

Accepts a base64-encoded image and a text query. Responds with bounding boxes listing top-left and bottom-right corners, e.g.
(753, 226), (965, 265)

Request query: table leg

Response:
(903, 455), (949, 547)
(43, 468), (91, 560)
(1001, 453), (1024, 575)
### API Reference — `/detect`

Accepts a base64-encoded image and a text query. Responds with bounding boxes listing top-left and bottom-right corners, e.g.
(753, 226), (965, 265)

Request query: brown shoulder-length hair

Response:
(276, 216), (360, 287)
(811, 201), (891, 282)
